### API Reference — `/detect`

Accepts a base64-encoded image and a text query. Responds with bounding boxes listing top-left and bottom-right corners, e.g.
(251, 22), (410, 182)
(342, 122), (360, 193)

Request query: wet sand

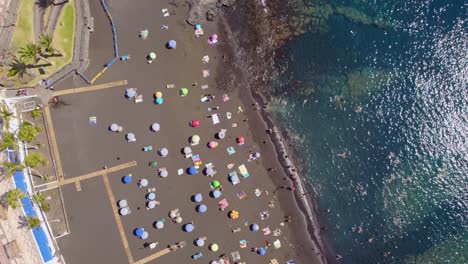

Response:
(53, 0), (324, 263)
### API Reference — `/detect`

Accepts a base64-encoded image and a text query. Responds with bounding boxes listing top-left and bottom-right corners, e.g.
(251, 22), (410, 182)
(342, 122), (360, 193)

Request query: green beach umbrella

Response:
(180, 88), (189, 96)
(149, 161), (158, 168)
(212, 180), (220, 188)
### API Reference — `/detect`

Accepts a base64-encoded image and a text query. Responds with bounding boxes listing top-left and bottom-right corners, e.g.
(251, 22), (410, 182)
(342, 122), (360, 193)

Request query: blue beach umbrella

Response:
(257, 248), (266, 255)
(188, 166), (197, 175)
(195, 24), (201, 29)
(122, 175), (132, 184)
(147, 192), (156, 200)
(197, 204), (207, 213)
(193, 193), (203, 203)
(155, 97), (164, 104)
(167, 40), (177, 49)
(134, 228), (144, 237)
(250, 224), (259, 232)
(184, 223), (194, 232)
(211, 189), (222, 198)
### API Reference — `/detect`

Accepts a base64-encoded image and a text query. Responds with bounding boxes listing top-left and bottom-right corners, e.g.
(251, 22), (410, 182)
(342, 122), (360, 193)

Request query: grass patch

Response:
(10, 0), (35, 48)
(48, 1), (75, 74)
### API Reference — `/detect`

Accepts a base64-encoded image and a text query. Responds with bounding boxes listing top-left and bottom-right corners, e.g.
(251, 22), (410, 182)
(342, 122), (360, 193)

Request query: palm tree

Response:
(0, 133), (17, 152)
(18, 43), (52, 65)
(0, 103), (14, 130)
(5, 188), (26, 209)
(7, 56), (29, 80)
(25, 216), (41, 230)
(32, 192), (50, 212)
(1, 162), (25, 179)
(38, 34), (61, 56)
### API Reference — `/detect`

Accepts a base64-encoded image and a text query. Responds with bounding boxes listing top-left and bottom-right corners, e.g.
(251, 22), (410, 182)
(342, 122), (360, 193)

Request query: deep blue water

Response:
(271, 0), (467, 263)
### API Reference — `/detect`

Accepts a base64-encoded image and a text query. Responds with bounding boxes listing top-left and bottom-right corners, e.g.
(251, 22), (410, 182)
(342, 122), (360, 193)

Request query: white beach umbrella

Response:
(183, 147), (192, 155)
(141, 231), (149, 240)
(126, 133), (136, 142)
(110, 123), (119, 132)
(119, 207), (129, 216)
(159, 169), (168, 178)
(151, 123), (160, 132)
(149, 52), (156, 59)
(159, 148), (168, 157)
(147, 200), (157, 209)
(139, 178), (148, 187)
(175, 216), (182, 223)
(118, 200), (128, 208)
(155, 221), (164, 229)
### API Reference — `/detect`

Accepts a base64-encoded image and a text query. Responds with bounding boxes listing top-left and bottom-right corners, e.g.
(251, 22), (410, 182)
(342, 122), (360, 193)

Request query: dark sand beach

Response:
(53, 0), (328, 263)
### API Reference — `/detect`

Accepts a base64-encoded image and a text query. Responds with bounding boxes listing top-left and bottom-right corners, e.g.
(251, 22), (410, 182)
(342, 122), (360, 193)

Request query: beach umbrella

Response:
(122, 175), (132, 184)
(119, 207), (129, 216)
(229, 210), (239, 219)
(212, 189), (222, 198)
(188, 166), (197, 175)
(149, 161), (158, 168)
(257, 248), (266, 255)
(210, 261), (219, 264)
(155, 91), (163, 98)
(209, 243), (219, 252)
(147, 200), (157, 209)
(191, 135), (200, 144)
(195, 24), (202, 29)
(175, 216), (182, 223)
(167, 40), (177, 49)
(118, 200), (128, 208)
(195, 238), (205, 247)
(208, 141), (218, 148)
(159, 169), (168, 178)
(134, 228), (144, 237)
(211, 34), (218, 40)
(180, 88), (189, 96)
(191, 120), (200, 127)
(254, 152), (261, 158)
(110, 123), (119, 132)
(151, 123), (160, 132)
(205, 168), (214, 176)
(197, 204), (207, 213)
(237, 137), (245, 144)
(183, 223), (194, 232)
(212, 180), (220, 188)
(148, 52), (156, 59)
(217, 131), (225, 139)
(159, 147), (169, 157)
(250, 224), (259, 232)
(126, 89), (137, 98)
(183, 147), (192, 155)
(155, 97), (164, 104)
(139, 178), (148, 187)
(126, 133), (136, 142)
(154, 221), (164, 229)
(193, 193), (203, 203)
(147, 192), (156, 200)
(141, 231), (149, 240)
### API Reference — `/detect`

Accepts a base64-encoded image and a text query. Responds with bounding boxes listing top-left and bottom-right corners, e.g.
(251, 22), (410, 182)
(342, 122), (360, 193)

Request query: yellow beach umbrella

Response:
(229, 210), (239, 219)
(155, 91), (163, 98)
(209, 243), (219, 252)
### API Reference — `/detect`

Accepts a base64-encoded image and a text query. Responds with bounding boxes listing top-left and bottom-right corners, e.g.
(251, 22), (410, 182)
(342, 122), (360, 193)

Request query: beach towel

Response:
(212, 114), (220, 124)
(201, 85), (209, 89)
(239, 239), (247, 248)
(263, 227), (271, 235)
(202, 70), (210, 77)
(238, 164), (250, 178)
(89, 116), (97, 124)
(227, 147), (235, 155)
(231, 251), (241, 261)
(269, 259), (279, 264)
(218, 198), (229, 210)
(229, 171), (240, 185)
(192, 154), (202, 166)
(236, 190), (247, 199)
(166, 84), (175, 89)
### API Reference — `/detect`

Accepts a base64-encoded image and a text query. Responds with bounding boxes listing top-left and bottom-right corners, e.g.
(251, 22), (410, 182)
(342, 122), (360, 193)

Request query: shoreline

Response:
(211, 2), (334, 263)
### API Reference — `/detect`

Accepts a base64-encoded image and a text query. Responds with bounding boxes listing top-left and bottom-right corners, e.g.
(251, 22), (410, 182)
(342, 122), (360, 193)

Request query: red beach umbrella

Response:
(191, 120), (200, 127)
(237, 137), (245, 145)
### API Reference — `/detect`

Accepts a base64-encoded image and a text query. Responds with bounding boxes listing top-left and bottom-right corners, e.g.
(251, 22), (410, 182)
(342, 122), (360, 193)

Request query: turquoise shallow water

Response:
(271, 0), (467, 263)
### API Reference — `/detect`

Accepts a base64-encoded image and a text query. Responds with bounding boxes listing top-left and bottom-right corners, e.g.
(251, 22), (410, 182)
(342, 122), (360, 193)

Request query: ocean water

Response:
(270, 0), (467, 263)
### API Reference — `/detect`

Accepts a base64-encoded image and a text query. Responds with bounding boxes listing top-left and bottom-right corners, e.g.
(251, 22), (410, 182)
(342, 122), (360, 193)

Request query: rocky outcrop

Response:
(186, 0), (236, 25)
